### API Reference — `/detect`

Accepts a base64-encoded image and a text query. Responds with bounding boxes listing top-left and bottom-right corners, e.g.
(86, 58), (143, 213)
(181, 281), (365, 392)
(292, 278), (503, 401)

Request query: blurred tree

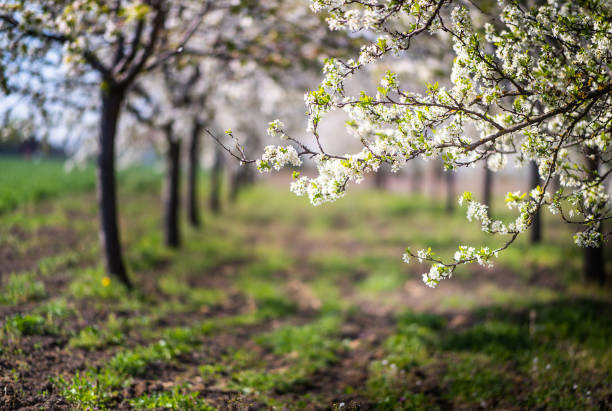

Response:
(217, 69), (304, 203)
(126, 57), (220, 247)
(445, 170), (455, 214)
(0, 116), (33, 151)
(126, 79), (184, 248)
(162, 120), (181, 247)
(529, 161), (542, 244)
(158, 60), (209, 231)
(128, 63), (212, 247)
(410, 163), (423, 194)
(209, 145), (223, 214)
(483, 164), (493, 210)
(584, 150), (605, 285)
(0, 1), (209, 287)
(2, 0), (352, 283)
(187, 117), (204, 227)
(373, 163), (388, 190)
(157, 0), (351, 220)
(195, 1), (354, 207)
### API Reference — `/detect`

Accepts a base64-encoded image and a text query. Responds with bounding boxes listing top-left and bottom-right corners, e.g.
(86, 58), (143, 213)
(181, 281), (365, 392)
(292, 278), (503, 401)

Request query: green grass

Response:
(0, 156), (162, 215)
(35, 298), (73, 320)
(367, 297), (612, 409)
(52, 370), (125, 410)
(69, 265), (132, 301)
(1, 161), (611, 410)
(257, 314), (342, 369)
(0, 272), (46, 305)
(130, 386), (214, 410)
(0, 157), (95, 214)
(158, 276), (227, 308)
(226, 314), (345, 398)
(3, 313), (52, 336)
(69, 315), (126, 351)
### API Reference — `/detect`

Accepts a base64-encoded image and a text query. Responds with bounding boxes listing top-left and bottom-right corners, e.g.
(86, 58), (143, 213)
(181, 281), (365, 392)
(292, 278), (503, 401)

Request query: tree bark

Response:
(210, 146), (223, 213)
(529, 161), (542, 243)
(411, 163), (422, 193)
(98, 86), (131, 289)
(163, 123), (181, 248)
(584, 225), (605, 285)
(374, 165), (386, 190)
(483, 164), (492, 209)
(584, 152), (605, 285)
(445, 170), (455, 214)
(187, 119), (202, 227)
(229, 163), (254, 202)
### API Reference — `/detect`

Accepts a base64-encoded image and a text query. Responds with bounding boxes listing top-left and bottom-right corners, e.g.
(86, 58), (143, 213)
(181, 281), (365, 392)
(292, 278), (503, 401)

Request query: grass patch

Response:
(369, 298), (612, 409)
(228, 315), (344, 396)
(158, 276), (226, 308)
(3, 313), (54, 336)
(55, 312), (267, 408)
(257, 315), (342, 367)
(69, 266), (131, 301)
(130, 386), (213, 410)
(70, 314), (127, 351)
(52, 369), (125, 410)
(0, 157), (94, 214)
(0, 272), (46, 305)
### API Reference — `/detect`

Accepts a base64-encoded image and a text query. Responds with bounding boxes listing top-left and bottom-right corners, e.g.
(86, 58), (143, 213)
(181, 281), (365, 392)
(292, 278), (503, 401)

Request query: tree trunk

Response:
(187, 119), (202, 227)
(374, 165), (386, 190)
(529, 161), (542, 243)
(584, 225), (605, 285)
(584, 152), (605, 285)
(551, 174), (561, 194)
(229, 164), (254, 202)
(98, 86), (131, 289)
(411, 163), (422, 193)
(445, 170), (455, 214)
(483, 164), (492, 209)
(210, 146), (223, 213)
(163, 123), (181, 248)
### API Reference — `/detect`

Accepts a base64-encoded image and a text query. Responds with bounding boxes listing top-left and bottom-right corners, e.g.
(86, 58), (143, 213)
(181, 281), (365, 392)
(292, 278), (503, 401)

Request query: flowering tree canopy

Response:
(233, 0), (611, 287)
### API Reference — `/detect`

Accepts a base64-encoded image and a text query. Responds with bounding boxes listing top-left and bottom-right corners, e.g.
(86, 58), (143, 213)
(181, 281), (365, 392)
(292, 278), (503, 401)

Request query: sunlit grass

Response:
(1, 162), (610, 409)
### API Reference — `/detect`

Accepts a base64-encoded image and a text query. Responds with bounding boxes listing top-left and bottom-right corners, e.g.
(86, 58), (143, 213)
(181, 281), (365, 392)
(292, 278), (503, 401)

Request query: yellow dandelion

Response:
(102, 276), (111, 287)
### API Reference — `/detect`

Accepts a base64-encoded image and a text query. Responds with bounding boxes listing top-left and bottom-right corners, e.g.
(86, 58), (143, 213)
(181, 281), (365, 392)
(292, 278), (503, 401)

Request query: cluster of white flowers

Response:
(267, 119), (286, 138)
(289, 150), (379, 206)
(256, 0), (611, 287)
(256, 145), (302, 172)
(422, 264), (453, 288)
(487, 153), (507, 172)
(574, 229), (603, 248)
(311, 0), (387, 32)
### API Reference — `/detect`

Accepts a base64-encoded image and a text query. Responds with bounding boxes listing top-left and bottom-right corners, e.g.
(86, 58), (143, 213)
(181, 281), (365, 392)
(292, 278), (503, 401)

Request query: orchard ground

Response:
(1, 158), (611, 410)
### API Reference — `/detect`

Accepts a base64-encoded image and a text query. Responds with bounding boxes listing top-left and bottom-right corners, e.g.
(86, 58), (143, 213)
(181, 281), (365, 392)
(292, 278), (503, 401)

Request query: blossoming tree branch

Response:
(213, 0), (611, 287)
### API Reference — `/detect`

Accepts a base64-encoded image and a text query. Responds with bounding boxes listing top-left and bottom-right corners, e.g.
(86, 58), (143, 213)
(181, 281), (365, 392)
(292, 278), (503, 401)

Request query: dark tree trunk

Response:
(98, 86), (131, 289)
(529, 161), (542, 243)
(551, 174), (561, 194)
(411, 163), (422, 193)
(187, 119), (202, 227)
(584, 152), (605, 285)
(483, 164), (492, 209)
(210, 146), (223, 213)
(229, 164), (254, 202)
(445, 170), (455, 214)
(374, 165), (386, 190)
(584, 225), (605, 285)
(163, 123), (181, 248)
